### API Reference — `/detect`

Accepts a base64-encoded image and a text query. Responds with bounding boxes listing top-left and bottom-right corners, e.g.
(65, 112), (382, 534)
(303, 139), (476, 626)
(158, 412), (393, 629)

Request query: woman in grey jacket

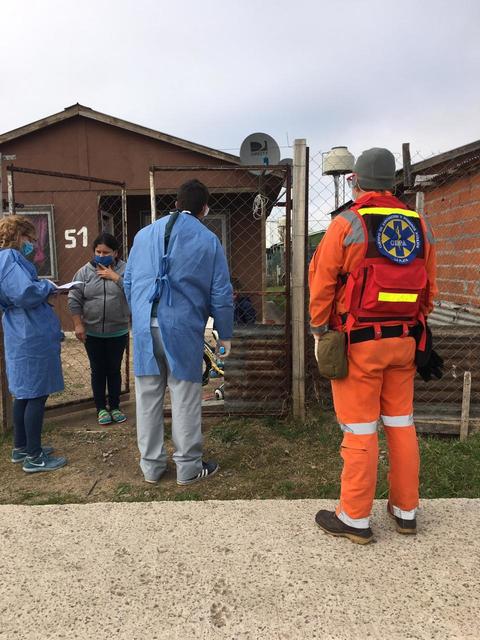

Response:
(68, 233), (130, 425)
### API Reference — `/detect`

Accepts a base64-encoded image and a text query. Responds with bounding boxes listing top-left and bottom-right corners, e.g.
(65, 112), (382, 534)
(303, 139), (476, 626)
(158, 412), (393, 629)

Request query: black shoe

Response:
(315, 510), (374, 545)
(387, 503), (417, 535)
(177, 460), (219, 486)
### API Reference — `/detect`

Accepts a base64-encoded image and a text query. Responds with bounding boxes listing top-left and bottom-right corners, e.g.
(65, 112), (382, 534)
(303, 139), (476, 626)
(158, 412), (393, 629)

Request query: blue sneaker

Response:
(177, 460), (219, 486)
(11, 446), (54, 464)
(22, 451), (67, 474)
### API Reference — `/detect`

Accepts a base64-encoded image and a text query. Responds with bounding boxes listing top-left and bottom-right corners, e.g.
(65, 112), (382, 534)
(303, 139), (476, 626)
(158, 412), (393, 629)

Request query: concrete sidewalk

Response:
(1, 499), (479, 640)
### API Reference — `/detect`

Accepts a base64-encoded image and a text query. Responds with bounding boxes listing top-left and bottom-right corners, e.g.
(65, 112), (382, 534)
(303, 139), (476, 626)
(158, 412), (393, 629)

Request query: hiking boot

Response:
(110, 409), (127, 423)
(22, 451), (68, 474)
(387, 503), (417, 535)
(315, 510), (374, 545)
(98, 409), (112, 425)
(177, 460), (219, 486)
(11, 446), (54, 463)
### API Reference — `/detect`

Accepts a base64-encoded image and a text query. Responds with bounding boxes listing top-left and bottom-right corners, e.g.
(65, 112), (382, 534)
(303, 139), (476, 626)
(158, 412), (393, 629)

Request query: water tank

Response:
(322, 146), (355, 176)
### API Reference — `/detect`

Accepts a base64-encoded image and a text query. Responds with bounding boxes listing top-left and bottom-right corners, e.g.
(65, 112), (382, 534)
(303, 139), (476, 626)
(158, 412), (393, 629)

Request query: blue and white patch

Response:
(376, 214), (421, 264)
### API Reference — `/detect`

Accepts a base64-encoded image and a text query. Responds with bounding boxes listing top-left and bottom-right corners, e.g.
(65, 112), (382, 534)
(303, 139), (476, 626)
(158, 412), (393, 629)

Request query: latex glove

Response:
(217, 340), (231, 359)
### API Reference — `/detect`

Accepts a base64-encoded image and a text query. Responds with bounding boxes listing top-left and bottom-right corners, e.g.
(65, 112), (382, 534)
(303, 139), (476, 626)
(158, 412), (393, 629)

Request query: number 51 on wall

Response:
(65, 227), (88, 249)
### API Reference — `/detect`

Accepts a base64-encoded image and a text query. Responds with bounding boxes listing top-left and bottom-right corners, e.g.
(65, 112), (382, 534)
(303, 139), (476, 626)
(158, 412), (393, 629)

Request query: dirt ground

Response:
(0, 403), (343, 505)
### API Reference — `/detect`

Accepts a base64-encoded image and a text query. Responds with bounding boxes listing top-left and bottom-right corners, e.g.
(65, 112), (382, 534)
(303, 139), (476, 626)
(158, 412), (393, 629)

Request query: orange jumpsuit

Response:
(309, 192), (437, 528)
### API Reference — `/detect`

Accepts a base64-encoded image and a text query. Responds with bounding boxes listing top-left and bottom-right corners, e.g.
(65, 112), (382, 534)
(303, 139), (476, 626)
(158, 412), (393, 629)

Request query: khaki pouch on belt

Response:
(315, 331), (348, 380)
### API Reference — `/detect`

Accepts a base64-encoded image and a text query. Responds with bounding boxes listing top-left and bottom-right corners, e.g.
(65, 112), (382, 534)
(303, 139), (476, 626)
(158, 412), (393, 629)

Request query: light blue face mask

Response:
(21, 242), (35, 257)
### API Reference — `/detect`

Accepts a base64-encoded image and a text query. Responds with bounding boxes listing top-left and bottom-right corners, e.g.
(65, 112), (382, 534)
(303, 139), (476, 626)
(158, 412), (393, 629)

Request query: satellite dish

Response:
(240, 133), (281, 171)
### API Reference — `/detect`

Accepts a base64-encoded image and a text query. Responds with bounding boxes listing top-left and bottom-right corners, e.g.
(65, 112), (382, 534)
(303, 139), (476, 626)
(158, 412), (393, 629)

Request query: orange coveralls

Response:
(309, 192), (437, 528)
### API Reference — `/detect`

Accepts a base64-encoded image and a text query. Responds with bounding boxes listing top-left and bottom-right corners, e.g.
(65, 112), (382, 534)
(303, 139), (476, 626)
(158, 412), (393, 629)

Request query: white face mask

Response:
(204, 205), (210, 217)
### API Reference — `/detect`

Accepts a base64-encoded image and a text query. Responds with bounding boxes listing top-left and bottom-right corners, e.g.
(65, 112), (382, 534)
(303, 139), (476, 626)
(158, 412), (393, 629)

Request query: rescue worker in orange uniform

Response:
(309, 147), (437, 544)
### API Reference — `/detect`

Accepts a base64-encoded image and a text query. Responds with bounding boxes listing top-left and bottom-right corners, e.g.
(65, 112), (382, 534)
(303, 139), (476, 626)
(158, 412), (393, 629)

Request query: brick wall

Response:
(424, 171), (480, 306)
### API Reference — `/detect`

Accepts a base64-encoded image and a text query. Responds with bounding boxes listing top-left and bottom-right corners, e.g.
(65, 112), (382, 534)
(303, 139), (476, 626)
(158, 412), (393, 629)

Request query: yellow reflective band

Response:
(378, 292), (418, 302)
(358, 207), (420, 218)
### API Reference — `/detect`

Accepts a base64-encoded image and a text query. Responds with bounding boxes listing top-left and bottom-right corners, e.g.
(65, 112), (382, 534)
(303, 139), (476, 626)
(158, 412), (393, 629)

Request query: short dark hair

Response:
(176, 179), (209, 216)
(93, 232), (119, 252)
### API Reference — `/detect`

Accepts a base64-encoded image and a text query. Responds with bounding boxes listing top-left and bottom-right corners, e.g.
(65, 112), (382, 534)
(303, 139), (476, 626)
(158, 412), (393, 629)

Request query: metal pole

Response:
(333, 174), (340, 209)
(121, 187), (128, 259)
(7, 169), (15, 215)
(460, 371), (472, 441)
(292, 138), (307, 420)
(149, 169), (156, 221)
(402, 142), (413, 189)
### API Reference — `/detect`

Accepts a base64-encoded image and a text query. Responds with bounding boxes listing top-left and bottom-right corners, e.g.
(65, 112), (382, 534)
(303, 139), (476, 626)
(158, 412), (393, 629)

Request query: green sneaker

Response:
(22, 451), (67, 474)
(98, 409), (112, 425)
(110, 409), (127, 423)
(11, 446), (53, 463)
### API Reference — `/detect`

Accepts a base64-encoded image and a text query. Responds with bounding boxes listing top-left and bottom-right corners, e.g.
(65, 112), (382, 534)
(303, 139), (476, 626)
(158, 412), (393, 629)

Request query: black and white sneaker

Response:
(177, 460), (219, 486)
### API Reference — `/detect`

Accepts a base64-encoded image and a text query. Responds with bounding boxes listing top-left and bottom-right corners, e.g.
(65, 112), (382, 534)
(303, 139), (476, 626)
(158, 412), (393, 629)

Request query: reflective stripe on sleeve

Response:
(391, 505), (416, 520)
(378, 292), (418, 303)
(358, 207), (420, 218)
(337, 510), (370, 529)
(339, 210), (365, 246)
(340, 420), (378, 435)
(381, 414), (414, 427)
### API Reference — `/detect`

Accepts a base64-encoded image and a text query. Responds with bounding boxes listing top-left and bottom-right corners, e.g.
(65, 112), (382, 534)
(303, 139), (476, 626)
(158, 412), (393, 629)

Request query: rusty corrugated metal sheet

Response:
(224, 325), (289, 415)
(429, 301), (480, 327)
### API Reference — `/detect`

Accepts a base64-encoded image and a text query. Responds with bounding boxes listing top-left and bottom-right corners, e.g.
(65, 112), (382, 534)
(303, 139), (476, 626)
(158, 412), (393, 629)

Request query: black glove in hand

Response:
(417, 349), (444, 382)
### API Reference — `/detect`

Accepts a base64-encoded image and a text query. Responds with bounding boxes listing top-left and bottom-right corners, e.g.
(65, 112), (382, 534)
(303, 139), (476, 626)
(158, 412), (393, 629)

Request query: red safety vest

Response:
(341, 202), (429, 348)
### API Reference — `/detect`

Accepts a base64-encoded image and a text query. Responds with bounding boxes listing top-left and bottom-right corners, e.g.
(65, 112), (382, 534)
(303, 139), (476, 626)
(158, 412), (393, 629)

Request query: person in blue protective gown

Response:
(124, 179), (233, 485)
(0, 215), (67, 473)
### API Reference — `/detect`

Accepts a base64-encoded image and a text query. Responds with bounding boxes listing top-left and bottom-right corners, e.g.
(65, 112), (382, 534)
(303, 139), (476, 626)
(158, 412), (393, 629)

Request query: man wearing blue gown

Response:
(124, 180), (233, 485)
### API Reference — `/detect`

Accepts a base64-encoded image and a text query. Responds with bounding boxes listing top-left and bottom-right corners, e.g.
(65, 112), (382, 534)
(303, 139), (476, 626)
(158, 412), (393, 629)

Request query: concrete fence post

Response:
(292, 139), (307, 420)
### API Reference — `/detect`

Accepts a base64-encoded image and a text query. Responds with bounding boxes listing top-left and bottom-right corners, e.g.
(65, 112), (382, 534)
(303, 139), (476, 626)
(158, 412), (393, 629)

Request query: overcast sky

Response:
(1, 0), (479, 161)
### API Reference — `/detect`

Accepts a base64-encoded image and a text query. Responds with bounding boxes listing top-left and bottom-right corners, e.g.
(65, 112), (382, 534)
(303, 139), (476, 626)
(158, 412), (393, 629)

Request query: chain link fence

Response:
(3, 165), (130, 412)
(306, 145), (480, 434)
(149, 164), (292, 415)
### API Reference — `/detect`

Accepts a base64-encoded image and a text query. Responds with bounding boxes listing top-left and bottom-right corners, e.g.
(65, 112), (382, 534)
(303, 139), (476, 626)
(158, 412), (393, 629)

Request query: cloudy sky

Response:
(1, 0), (479, 161)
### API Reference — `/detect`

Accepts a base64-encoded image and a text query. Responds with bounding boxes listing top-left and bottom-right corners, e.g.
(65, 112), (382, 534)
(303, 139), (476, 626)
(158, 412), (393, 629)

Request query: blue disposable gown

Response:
(124, 212), (233, 383)
(0, 249), (64, 399)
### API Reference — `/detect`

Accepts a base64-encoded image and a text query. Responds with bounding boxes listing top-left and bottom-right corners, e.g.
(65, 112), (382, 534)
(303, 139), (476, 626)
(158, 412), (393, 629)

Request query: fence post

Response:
(415, 191), (425, 215)
(121, 187), (128, 259)
(7, 168), (15, 215)
(292, 139), (307, 420)
(149, 169), (156, 222)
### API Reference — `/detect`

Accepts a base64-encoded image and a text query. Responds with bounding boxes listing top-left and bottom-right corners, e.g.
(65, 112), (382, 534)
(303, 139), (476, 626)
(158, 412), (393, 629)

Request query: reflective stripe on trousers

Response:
(336, 417), (419, 527)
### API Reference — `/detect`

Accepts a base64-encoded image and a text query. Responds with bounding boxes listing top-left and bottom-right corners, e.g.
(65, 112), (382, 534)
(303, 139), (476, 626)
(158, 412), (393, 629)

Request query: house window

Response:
(18, 205), (58, 280)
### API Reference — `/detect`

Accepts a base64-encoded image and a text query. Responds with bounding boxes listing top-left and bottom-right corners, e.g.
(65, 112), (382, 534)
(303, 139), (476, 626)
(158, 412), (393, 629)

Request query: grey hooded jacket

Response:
(68, 260), (130, 335)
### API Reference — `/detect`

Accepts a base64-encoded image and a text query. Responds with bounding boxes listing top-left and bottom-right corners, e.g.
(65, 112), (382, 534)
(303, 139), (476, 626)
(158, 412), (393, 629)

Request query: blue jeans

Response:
(13, 396), (48, 457)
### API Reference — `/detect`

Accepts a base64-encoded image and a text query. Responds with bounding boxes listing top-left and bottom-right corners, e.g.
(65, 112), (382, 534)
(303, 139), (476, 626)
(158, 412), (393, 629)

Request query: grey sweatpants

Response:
(135, 327), (203, 482)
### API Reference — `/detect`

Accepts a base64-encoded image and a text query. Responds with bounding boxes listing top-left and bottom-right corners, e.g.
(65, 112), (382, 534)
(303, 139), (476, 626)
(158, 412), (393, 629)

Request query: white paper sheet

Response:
(47, 280), (83, 290)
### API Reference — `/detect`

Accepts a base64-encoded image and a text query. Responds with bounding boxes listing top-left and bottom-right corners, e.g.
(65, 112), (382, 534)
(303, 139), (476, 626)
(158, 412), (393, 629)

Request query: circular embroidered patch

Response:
(376, 214), (421, 264)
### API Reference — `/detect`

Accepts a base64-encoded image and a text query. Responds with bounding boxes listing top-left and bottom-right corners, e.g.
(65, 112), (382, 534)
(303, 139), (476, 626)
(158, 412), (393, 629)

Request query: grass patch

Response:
(419, 434), (480, 498)
(173, 491), (201, 501)
(210, 424), (243, 445)
(12, 490), (84, 506)
(2, 411), (480, 505)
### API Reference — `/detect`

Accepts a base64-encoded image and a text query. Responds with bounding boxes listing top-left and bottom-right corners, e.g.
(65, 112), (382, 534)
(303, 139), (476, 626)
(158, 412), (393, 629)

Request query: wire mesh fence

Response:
(306, 145), (480, 432)
(3, 165), (130, 411)
(149, 164), (292, 415)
